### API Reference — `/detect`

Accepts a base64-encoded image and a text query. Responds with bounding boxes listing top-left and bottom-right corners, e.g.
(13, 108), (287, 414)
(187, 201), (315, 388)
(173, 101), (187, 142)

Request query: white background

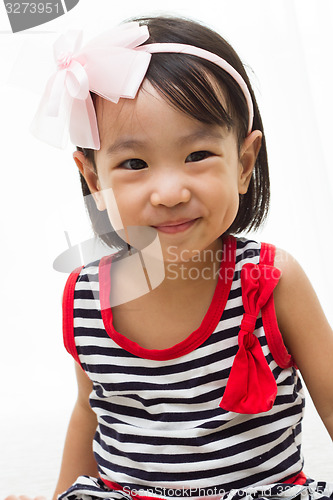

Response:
(0, 0), (332, 497)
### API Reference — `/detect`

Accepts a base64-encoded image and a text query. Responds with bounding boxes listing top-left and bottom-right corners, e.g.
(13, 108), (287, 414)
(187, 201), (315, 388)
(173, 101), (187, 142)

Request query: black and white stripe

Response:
(63, 238), (307, 500)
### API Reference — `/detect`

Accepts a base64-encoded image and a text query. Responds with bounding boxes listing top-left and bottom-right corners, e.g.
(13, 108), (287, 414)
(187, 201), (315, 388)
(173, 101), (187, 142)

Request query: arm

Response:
(274, 248), (333, 439)
(52, 363), (99, 500)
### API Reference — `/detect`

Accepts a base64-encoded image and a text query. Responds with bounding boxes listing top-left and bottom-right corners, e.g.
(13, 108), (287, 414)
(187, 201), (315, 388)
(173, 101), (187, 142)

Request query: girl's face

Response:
(75, 81), (261, 262)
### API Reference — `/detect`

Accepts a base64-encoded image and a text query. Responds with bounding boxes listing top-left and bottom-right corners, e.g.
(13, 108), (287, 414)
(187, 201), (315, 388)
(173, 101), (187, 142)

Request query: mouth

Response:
(152, 218), (199, 234)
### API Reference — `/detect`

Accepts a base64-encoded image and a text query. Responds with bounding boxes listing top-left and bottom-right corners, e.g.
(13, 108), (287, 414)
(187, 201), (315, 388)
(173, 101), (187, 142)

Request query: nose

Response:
(150, 170), (191, 207)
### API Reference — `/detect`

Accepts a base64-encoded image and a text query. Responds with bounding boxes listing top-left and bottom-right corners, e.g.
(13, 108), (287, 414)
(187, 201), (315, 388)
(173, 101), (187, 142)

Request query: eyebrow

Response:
(105, 128), (225, 156)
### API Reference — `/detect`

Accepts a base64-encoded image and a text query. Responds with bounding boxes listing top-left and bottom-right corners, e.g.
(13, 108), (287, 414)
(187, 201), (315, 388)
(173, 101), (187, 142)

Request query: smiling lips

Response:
(152, 218), (199, 234)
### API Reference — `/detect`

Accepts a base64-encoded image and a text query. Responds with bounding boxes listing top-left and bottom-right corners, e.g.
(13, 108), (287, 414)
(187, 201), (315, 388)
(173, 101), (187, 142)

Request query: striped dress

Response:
(59, 236), (333, 500)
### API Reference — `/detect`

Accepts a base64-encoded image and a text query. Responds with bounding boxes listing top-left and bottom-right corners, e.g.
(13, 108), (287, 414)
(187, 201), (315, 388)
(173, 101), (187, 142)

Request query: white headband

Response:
(31, 22), (254, 150)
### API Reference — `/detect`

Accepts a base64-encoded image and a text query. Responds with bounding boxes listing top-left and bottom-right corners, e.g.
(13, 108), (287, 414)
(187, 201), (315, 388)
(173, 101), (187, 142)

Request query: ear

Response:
(238, 130), (262, 194)
(72, 151), (106, 211)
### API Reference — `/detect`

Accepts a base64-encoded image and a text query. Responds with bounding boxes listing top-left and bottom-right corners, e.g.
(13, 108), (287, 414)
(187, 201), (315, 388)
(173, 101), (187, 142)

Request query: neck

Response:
(162, 237), (224, 291)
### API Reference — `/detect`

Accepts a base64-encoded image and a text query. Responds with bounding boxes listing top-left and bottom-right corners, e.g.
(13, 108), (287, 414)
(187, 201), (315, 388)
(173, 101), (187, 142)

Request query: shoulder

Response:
(273, 246), (317, 313)
(274, 247), (307, 290)
(272, 247), (333, 431)
(272, 247), (332, 362)
(272, 246), (319, 329)
(66, 257), (105, 286)
(233, 235), (261, 261)
(62, 257), (104, 307)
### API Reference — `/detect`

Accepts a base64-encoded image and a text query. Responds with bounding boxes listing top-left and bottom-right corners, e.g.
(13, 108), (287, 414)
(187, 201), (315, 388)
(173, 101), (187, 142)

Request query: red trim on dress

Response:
(101, 472), (308, 496)
(62, 266), (84, 367)
(99, 235), (237, 361)
(100, 479), (164, 500)
(260, 243), (296, 369)
(282, 470), (307, 485)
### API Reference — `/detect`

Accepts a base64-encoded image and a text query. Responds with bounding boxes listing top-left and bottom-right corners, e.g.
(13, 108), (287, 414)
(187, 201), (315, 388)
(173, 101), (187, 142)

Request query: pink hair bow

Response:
(220, 263), (281, 414)
(30, 23), (151, 149)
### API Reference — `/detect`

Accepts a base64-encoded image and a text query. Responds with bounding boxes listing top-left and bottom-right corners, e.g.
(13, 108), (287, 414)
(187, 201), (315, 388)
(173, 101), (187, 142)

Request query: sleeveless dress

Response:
(59, 236), (333, 500)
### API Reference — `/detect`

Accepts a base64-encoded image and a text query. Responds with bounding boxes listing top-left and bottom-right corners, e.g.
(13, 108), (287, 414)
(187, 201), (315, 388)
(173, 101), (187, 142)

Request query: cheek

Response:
(100, 187), (125, 232)
(224, 185), (240, 217)
(210, 181), (240, 228)
(104, 187), (145, 241)
(104, 193), (157, 251)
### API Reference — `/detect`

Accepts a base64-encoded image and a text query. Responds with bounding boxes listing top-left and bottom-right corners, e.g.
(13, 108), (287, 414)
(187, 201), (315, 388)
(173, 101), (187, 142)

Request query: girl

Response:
(9, 14), (333, 500)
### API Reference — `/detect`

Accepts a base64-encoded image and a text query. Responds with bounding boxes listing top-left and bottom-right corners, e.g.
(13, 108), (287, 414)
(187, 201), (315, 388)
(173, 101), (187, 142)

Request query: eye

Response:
(120, 158), (148, 170)
(185, 151), (214, 163)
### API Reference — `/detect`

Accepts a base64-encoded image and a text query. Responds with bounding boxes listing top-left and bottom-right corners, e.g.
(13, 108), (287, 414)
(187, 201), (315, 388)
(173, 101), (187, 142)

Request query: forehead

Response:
(94, 81), (228, 152)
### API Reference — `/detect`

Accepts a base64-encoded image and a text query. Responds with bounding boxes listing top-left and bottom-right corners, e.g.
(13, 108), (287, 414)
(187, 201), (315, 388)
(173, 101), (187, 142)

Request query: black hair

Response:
(78, 15), (270, 249)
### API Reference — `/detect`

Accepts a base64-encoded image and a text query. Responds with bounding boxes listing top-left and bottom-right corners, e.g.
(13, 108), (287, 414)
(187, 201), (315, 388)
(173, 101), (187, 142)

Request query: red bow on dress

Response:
(220, 262), (281, 414)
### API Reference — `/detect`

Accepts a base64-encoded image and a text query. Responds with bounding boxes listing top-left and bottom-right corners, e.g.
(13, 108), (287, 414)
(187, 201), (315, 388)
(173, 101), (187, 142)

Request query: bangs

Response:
(144, 53), (249, 145)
